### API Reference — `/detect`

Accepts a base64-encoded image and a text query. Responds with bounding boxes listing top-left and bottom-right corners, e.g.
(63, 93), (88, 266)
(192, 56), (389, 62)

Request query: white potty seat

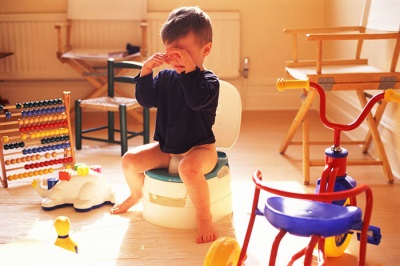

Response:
(141, 80), (242, 229)
(142, 151), (232, 229)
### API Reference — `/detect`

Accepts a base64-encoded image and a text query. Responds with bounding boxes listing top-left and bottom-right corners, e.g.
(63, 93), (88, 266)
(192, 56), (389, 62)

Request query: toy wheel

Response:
(324, 231), (353, 257)
(204, 237), (241, 266)
(324, 198), (352, 257)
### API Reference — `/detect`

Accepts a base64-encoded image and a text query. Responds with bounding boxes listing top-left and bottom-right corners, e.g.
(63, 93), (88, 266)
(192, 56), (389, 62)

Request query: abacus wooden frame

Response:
(0, 92), (76, 188)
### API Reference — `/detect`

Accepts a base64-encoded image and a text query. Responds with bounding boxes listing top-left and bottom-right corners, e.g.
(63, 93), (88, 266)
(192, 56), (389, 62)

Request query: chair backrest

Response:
(66, 0), (147, 54)
(107, 58), (143, 97)
(363, 0), (400, 32)
(67, 0), (147, 20)
(213, 80), (242, 149)
(362, 0), (400, 72)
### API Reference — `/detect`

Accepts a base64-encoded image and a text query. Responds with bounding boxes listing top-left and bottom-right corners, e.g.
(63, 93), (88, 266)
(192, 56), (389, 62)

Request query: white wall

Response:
(324, 0), (400, 179)
(1, 0), (398, 178)
(0, 0), (325, 110)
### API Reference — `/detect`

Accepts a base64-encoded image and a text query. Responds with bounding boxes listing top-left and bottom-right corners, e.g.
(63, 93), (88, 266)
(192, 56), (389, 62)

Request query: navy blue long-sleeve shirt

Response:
(134, 67), (220, 154)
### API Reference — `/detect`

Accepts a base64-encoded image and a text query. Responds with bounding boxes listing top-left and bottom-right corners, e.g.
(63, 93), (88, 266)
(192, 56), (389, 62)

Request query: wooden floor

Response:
(229, 110), (400, 266)
(75, 109), (400, 265)
(1, 109), (399, 265)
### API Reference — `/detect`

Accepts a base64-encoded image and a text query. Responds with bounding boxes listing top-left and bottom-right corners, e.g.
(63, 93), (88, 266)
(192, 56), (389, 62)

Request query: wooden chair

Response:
(281, 0), (400, 184)
(55, 0), (148, 102)
(75, 58), (150, 156)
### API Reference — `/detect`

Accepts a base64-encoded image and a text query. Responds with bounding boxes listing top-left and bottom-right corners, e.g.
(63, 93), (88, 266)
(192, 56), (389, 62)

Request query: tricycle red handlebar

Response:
(276, 78), (400, 147)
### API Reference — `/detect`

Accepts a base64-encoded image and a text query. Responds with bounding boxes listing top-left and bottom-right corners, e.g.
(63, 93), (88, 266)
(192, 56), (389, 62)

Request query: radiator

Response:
(0, 12), (240, 80)
(0, 14), (74, 80)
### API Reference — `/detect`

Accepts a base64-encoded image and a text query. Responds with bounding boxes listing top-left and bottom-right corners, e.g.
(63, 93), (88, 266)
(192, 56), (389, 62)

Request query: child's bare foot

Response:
(196, 220), (217, 244)
(110, 196), (140, 214)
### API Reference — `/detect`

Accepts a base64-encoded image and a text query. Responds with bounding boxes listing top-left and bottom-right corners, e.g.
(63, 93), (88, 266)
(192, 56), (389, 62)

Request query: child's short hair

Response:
(161, 6), (213, 46)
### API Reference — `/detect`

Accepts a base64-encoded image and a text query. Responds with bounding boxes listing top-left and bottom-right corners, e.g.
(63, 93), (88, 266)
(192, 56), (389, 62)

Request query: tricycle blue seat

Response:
(265, 197), (362, 237)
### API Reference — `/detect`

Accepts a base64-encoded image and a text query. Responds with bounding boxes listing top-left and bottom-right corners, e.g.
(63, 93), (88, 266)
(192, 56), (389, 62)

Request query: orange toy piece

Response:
(59, 170), (72, 181)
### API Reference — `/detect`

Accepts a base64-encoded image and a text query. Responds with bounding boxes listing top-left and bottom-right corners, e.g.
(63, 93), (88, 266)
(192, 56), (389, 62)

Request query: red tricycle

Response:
(204, 78), (400, 266)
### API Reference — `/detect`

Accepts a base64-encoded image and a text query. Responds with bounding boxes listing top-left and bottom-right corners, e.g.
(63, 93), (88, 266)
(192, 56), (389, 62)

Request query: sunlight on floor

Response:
(26, 218), (57, 242)
(76, 212), (134, 263)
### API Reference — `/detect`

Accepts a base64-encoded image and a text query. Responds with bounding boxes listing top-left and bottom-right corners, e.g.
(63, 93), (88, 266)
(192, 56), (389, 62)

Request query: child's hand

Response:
(166, 48), (196, 74)
(140, 53), (169, 77)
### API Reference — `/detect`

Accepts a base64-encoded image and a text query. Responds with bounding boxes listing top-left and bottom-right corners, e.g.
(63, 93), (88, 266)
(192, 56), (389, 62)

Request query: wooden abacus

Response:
(0, 91), (76, 188)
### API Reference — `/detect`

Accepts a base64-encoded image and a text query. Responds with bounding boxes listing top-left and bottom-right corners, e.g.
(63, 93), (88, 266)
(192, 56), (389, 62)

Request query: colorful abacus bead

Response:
(4, 142), (25, 150)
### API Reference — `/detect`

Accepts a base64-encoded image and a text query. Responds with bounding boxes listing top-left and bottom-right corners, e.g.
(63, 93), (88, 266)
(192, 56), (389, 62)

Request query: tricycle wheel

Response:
(324, 198), (352, 257)
(204, 237), (241, 266)
(324, 231), (353, 257)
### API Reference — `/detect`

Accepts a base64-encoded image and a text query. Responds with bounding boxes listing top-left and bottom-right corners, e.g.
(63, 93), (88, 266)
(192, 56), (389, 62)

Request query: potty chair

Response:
(142, 80), (242, 229)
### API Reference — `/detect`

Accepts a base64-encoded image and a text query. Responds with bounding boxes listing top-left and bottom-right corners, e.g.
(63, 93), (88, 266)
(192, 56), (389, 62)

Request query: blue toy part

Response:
(47, 177), (59, 190)
(264, 197), (363, 238)
(316, 175), (357, 206)
(315, 148), (357, 205)
(43, 201), (114, 212)
(145, 151), (229, 182)
(325, 147), (348, 158)
(354, 225), (382, 246)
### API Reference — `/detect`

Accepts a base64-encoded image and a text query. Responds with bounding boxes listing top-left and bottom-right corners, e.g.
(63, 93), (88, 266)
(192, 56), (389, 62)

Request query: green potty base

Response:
(142, 151), (233, 229)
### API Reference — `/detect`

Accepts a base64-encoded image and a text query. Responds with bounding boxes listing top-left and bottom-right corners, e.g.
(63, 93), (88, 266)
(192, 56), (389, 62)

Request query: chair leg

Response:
(108, 111), (115, 142)
(143, 107), (150, 144)
(362, 100), (387, 152)
(119, 105), (128, 156)
(279, 89), (316, 184)
(269, 229), (287, 266)
(356, 90), (394, 183)
(75, 99), (82, 150)
(279, 89), (316, 154)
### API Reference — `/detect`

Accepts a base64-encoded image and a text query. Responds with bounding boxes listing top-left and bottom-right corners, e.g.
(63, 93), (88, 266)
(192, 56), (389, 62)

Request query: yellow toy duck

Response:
(54, 216), (78, 253)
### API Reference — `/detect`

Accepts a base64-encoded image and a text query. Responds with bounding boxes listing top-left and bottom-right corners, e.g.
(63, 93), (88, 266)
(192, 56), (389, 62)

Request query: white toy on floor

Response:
(32, 164), (115, 212)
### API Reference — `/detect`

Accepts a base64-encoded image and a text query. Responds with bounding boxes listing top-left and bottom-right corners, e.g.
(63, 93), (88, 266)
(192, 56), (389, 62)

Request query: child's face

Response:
(164, 32), (211, 73)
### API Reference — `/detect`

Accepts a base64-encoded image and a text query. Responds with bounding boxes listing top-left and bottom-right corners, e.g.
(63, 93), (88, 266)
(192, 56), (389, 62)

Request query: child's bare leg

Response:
(110, 142), (170, 214)
(178, 144), (218, 243)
